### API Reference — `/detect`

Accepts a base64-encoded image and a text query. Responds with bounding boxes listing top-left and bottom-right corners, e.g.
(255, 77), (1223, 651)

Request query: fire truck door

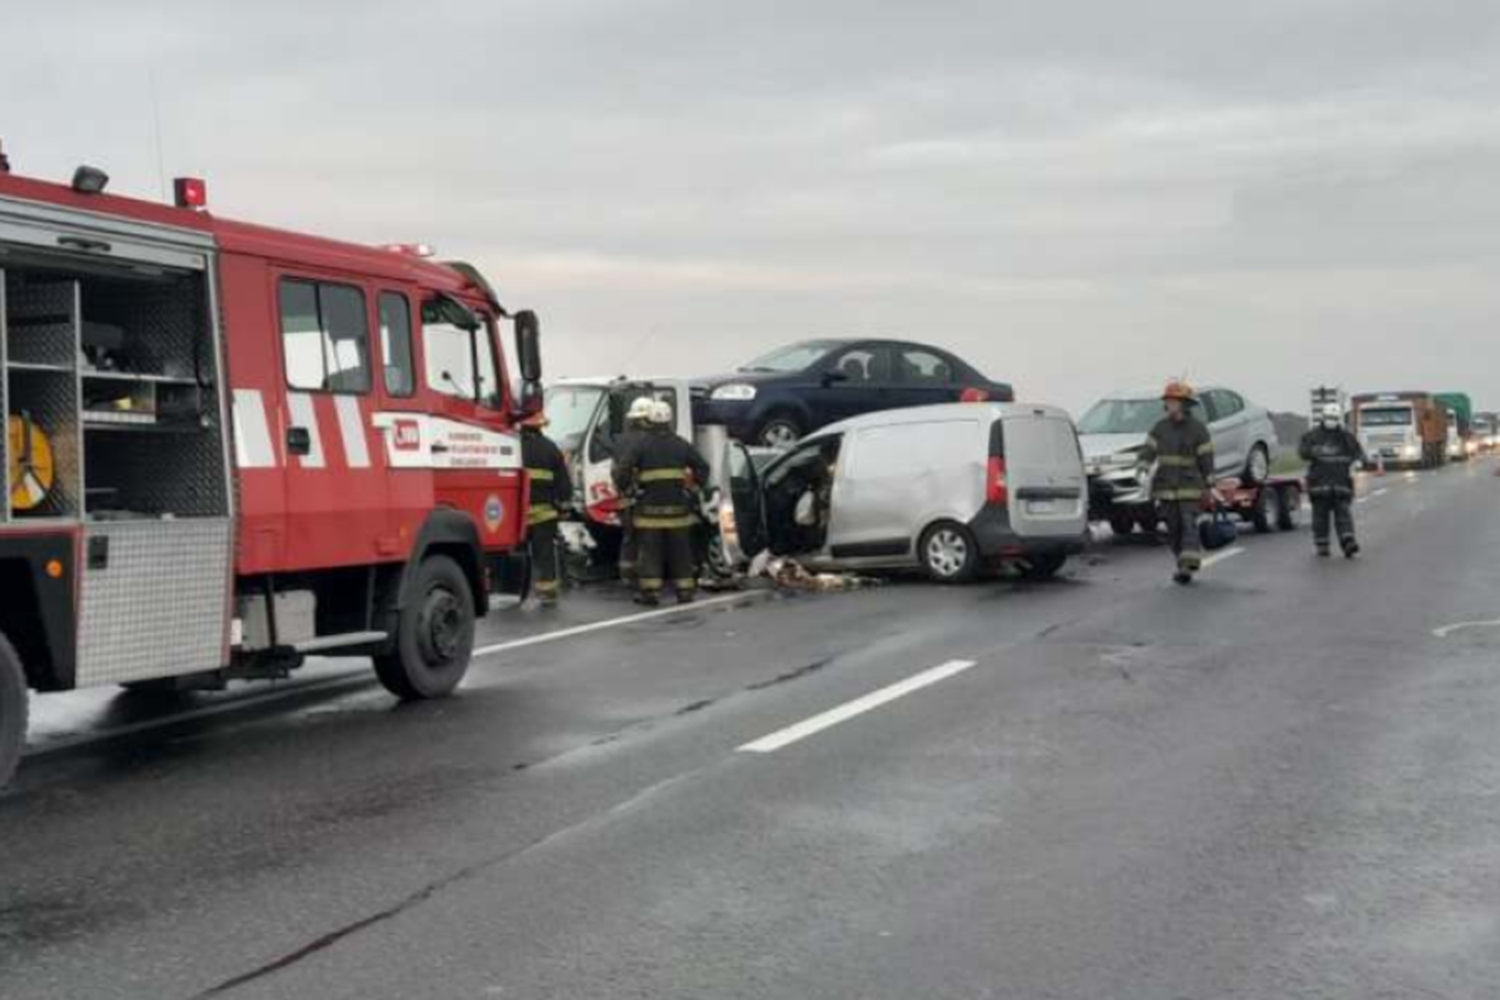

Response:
(276, 276), (392, 567)
(416, 300), (524, 550)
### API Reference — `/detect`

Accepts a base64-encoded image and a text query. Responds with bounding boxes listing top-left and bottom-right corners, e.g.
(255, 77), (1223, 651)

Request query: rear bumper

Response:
(969, 505), (1087, 559)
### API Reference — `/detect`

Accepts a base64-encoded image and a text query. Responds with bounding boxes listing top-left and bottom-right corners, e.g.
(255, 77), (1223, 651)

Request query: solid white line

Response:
(1200, 546), (1246, 569)
(1433, 619), (1500, 639)
(474, 592), (767, 658)
(738, 659), (977, 754)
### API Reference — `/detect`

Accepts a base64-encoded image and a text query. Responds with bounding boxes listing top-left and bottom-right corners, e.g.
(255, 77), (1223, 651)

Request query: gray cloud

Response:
(5, 0), (1500, 412)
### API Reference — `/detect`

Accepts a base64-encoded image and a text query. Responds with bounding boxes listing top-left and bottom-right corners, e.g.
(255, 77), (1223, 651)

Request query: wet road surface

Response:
(3, 461), (1499, 998)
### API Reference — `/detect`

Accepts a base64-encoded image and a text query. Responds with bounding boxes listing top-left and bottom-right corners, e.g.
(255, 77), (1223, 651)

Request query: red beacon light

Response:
(380, 243), (436, 258)
(173, 177), (208, 210)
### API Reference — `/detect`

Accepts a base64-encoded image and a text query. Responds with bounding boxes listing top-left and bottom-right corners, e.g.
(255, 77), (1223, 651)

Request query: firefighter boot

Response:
(1315, 539), (1331, 558)
(1341, 536), (1360, 559)
(1174, 551), (1201, 586)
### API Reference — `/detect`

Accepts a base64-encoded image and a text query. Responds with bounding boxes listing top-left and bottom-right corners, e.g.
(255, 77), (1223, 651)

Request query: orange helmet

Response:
(522, 410), (550, 430)
(1161, 379), (1196, 403)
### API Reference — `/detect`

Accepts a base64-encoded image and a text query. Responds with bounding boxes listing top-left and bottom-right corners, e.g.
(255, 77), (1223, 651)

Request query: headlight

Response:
(710, 384), (758, 402)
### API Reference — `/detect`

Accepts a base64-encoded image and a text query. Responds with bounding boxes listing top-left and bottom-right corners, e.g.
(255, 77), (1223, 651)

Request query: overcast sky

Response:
(5, 0), (1500, 413)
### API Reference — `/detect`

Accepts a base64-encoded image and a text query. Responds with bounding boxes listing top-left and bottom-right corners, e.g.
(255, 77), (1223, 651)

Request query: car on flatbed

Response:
(1079, 385), (1280, 535)
(694, 338), (1014, 448)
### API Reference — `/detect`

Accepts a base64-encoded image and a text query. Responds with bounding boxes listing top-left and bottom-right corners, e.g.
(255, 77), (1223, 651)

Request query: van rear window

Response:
(1004, 415), (1083, 468)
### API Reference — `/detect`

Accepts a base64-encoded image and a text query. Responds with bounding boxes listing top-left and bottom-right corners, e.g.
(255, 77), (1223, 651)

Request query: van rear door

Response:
(1003, 409), (1086, 537)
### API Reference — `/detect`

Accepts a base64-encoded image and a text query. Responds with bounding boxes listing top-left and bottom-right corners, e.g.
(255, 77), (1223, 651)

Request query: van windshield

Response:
(1077, 398), (1162, 435)
(544, 385), (606, 452)
(1360, 407), (1413, 427)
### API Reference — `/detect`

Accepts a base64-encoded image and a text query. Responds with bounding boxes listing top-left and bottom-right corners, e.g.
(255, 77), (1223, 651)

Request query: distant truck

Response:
(1350, 392), (1448, 469)
(1435, 392), (1474, 461)
(1475, 412), (1499, 453)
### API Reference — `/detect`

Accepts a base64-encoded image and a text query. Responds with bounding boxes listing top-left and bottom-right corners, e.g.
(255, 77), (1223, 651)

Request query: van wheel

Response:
(0, 634), (29, 790)
(1108, 513), (1135, 536)
(755, 413), (804, 450)
(1018, 553), (1067, 581)
(919, 522), (980, 584)
(375, 555), (475, 701)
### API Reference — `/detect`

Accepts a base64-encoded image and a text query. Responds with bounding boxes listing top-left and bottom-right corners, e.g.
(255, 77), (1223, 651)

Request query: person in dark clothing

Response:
(522, 413), (575, 607)
(1137, 380), (1220, 585)
(1299, 403), (1365, 558)
(613, 401), (710, 606)
(613, 397), (657, 583)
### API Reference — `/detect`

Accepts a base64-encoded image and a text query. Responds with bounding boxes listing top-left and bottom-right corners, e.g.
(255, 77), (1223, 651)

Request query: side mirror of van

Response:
(516, 310), (542, 383)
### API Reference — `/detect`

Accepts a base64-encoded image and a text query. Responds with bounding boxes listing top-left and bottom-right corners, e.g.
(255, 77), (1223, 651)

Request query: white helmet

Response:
(626, 397), (655, 423)
(1318, 402), (1343, 428)
(650, 400), (675, 426)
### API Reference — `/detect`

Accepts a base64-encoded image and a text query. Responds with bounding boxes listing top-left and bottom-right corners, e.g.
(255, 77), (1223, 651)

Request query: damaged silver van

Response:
(724, 403), (1088, 583)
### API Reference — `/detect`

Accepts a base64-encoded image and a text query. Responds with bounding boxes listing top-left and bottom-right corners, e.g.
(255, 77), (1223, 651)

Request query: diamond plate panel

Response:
(77, 519), (232, 686)
(5, 274), (79, 368)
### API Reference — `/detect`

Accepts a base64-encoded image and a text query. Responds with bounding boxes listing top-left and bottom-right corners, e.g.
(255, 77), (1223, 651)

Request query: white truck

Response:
(544, 377), (735, 579)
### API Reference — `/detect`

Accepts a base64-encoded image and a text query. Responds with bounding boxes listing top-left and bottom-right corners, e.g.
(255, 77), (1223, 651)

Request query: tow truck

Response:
(0, 146), (544, 787)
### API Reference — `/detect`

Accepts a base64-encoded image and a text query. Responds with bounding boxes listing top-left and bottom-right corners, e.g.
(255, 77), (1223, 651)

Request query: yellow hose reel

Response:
(7, 412), (56, 513)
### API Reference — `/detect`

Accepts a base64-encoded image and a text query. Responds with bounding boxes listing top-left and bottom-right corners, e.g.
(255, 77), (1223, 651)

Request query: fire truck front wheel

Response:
(375, 555), (476, 701)
(0, 633), (28, 790)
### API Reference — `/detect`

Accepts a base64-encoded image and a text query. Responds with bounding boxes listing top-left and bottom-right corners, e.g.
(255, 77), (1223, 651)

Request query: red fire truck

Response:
(0, 148), (543, 786)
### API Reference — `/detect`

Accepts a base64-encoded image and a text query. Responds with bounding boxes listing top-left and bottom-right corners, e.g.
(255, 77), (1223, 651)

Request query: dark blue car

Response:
(694, 338), (1014, 448)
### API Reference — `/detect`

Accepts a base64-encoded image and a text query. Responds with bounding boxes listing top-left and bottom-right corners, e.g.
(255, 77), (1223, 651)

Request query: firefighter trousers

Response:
(1310, 493), (1355, 549)
(530, 519), (561, 601)
(637, 526), (696, 598)
(1160, 499), (1203, 570)
(618, 517), (638, 582)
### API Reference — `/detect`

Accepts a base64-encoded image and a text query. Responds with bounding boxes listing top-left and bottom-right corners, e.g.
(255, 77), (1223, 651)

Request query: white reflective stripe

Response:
(335, 396), (371, 469)
(286, 392), (325, 469)
(232, 389), (277, 469)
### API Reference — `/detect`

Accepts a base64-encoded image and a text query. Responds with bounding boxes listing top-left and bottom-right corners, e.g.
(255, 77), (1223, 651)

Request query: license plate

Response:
(1027, 500), (1057, 514)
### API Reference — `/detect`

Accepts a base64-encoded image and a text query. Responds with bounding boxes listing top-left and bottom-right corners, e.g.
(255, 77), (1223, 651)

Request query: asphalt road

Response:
(4, 460), (1500, 999)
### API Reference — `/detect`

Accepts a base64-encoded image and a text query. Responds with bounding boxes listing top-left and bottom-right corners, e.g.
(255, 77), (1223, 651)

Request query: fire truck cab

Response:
(0, 154), (543, 787)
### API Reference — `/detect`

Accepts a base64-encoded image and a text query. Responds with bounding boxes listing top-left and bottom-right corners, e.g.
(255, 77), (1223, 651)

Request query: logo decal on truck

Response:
(392, 419), (422, 451)
(485, 494), (505, 532)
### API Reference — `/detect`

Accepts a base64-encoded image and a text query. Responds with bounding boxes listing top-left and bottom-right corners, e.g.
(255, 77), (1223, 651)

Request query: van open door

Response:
(724, 441), (769, 564)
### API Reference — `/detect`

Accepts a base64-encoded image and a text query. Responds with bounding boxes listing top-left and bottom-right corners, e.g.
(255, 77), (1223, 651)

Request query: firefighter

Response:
(613, 400), (710, 606)
(522, 411), (574, 607)
(614, 397), (657, 582)
(1138, 380), (1219, 585)
(1299, 402), (1365, 558)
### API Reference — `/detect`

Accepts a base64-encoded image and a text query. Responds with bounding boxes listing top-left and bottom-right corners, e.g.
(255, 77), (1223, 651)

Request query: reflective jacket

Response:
(1140, 414), (1214, 501)
(1299, 426), (1364, 496)
(522, 430), (574, 526)
(612, 428), (711, 530)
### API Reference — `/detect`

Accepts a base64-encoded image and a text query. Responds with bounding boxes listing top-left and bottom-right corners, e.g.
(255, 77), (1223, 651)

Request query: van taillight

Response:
(987, 457), (1008, 505)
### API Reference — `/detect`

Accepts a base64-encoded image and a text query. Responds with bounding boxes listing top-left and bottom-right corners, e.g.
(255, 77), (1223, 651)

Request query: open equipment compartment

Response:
(1, 228), (235, 687)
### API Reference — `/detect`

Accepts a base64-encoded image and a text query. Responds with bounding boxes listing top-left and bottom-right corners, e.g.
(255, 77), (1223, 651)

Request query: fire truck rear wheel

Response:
(375, 555), (476, 701)
(0, 633), (28, 790)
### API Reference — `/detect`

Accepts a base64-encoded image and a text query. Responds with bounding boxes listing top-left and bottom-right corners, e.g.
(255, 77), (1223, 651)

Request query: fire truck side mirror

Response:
(516, 310), (542, 384)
